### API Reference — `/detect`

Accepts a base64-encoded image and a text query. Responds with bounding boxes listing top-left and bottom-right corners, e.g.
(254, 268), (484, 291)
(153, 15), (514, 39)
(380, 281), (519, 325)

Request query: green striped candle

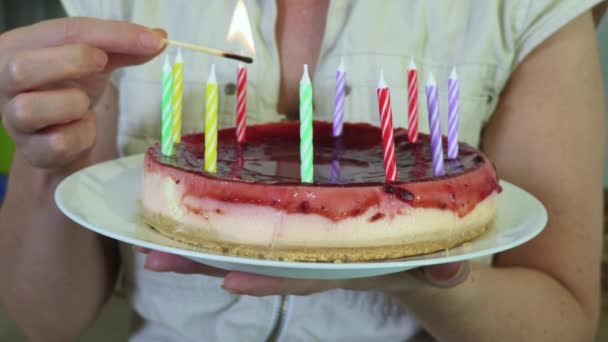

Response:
(299, 64), (314, 183)
(161, 54), (174, 156)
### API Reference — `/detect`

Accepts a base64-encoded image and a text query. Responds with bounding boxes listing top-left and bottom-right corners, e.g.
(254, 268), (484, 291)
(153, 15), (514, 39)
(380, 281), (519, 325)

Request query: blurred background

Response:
(0, 0), (607, 341)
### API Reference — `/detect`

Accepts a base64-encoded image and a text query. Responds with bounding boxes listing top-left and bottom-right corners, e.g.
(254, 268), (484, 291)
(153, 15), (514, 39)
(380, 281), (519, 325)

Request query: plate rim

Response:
(55, 154), (548, 270)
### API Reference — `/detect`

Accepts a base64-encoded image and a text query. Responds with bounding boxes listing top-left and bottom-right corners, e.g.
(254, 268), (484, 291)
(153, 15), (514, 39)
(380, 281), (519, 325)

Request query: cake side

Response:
(141, 166), (496, 261)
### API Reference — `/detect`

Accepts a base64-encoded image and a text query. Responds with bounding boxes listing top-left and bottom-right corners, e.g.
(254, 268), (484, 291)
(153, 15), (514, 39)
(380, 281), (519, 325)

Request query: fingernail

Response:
(425, 262), (470, 288)
(221, 285), (242, 295)
(143, 255), (166, 272)
(132, 245), (150, 254)
(139, 30), (163, 50)
(93, 50), (108, 68)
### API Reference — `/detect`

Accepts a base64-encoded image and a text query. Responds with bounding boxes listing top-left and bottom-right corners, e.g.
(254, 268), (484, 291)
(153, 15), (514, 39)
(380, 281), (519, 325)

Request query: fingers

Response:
(1, 17), (164, 55)
(135, 249), (470, 296)
(219, 262), (471, 297)
(0, 44), (107, 95)
(420, 262), (471, 288)
(222, 272), (343, 296)
(6, 110), (97, 169)
(132, 246), (152, 254)
(3, 88), (90, 133)
(105, 48), (168, 70)
(143, 251), (230, 278)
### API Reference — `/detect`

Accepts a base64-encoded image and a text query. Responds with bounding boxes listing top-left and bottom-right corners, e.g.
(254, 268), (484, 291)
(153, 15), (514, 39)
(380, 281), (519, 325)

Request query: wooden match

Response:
(161, 38), (253, 64)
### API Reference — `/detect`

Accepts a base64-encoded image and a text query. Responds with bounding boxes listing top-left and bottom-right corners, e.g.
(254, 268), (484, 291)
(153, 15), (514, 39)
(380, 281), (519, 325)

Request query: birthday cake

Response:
(141, 121), (500, 261)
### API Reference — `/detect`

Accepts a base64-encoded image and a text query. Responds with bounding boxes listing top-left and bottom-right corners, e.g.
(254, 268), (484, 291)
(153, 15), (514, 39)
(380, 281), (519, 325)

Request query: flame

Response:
(227, 0), (255, 55)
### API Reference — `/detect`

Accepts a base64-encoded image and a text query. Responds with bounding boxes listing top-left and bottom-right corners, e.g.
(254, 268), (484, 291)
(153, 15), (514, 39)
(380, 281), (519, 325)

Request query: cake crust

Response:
(141, 207), (489, 262)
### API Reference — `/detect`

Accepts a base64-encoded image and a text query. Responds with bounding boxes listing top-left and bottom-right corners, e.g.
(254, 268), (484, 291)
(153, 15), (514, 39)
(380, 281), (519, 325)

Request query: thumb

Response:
(106, 28), (168, 70)
(420, 261), (470, 288)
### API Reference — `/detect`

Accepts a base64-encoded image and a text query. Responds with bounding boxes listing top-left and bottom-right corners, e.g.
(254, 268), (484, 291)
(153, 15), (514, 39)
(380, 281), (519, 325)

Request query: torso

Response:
(75, 1), (574, 340)
(276, 0), (329, 119)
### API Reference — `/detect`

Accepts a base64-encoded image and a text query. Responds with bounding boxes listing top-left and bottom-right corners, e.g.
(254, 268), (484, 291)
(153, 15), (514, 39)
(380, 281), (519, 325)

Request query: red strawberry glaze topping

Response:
(144, 121), (500, 221)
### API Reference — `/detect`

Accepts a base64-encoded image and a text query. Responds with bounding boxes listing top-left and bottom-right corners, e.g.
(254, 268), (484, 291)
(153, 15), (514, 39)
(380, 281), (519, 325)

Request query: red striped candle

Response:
(407, 58), (419, 143)
(236, 63), (247, 143)
(377, 70), (398, 182)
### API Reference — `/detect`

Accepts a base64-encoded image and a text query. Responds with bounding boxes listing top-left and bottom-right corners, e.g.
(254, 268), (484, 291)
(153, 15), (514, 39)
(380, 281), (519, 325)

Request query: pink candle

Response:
(377, 70), (398, 182)
(236, 63), (247, 143)
(407, 58), (419, 143)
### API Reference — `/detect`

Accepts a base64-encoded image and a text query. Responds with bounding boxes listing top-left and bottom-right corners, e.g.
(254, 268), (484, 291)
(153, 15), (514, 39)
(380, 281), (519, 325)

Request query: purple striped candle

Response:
(330, 139), (344, 182)
(331, 159), (340, 182)
(447, 68), (459, 159)
(333, 58), (346, 137)
(426, 73), (445, 176)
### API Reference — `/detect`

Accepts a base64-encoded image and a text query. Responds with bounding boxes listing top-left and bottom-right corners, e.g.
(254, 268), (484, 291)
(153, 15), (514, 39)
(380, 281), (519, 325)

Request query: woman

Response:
(0, 0), (604, 340)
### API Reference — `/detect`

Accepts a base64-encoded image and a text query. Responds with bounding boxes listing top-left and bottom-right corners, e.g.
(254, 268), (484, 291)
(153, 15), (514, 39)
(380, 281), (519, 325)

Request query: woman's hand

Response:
(0, 17), (164, 169)
(137, 249), (470, 296)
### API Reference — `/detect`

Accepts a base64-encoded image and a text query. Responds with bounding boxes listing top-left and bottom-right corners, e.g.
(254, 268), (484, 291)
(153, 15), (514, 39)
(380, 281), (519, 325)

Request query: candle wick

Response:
(378, 69), (387, 88)
(301, 64), (311, 83)
(450, 67), (458, 79)
(338, 58), (345, 72)
(427, 72), (436, 86)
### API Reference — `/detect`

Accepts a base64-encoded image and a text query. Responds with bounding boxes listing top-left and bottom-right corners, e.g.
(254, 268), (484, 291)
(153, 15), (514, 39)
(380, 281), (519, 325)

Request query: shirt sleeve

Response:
(60, 0), (130, 21)
(514, 0), (602, 64)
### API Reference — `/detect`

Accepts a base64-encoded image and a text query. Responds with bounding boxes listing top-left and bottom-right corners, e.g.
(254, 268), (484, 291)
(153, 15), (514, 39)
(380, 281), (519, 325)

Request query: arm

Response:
(0, 18), (164, 341)
(0, 84), (120, 342)
(396, 11), (603, 341)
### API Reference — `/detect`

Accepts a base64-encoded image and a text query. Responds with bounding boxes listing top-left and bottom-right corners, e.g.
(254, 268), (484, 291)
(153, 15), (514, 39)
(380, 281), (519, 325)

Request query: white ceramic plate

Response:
(55, 154), (547, 279)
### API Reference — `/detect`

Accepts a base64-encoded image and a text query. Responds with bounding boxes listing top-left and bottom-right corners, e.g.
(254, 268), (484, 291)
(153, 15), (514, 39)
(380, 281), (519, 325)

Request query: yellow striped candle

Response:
(171, 48), (184, 143)
(205, 64), (218, 173)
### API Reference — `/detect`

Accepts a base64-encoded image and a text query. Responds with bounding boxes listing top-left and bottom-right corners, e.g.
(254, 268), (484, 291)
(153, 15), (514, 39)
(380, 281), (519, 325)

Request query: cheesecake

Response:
(141, 121), (500, 261)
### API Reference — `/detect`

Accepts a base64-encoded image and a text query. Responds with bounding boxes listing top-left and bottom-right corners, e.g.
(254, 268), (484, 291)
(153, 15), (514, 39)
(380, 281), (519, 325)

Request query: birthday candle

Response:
(447, 67), (460, 159)
(377, 70), (398, 182)
(300, 64), (314, 183)
(331, 158), (340, 182)
(330, 139), (343, 183)
(236, 63), (247, 143)
(407, 58), (419, 143)
(161, 54), (174, 156)
(426, 73), (445, 176)
(333, 58), (345, 137)
(171, 48), (184, 143)
(205, 64), (218, 173)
